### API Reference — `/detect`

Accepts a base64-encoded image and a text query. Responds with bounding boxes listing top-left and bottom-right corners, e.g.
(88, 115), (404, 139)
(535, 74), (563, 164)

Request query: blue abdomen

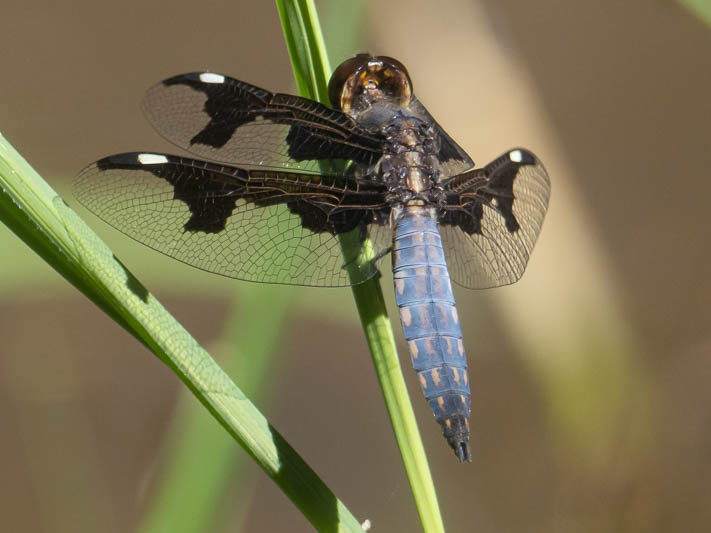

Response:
(392, 207), (471, 462)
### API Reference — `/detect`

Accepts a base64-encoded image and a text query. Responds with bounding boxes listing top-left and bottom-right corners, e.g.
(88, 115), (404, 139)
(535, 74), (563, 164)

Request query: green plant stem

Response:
(276, 2), (445, 531)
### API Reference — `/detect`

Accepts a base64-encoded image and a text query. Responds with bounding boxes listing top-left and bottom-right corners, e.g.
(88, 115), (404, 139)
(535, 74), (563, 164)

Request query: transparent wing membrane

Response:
(440, 149), (550, 288)
(74, 152), (391, 287)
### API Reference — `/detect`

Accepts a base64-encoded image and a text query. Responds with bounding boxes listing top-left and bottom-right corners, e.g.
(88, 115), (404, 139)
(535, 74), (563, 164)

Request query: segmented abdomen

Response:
(392, 207), (472, 461)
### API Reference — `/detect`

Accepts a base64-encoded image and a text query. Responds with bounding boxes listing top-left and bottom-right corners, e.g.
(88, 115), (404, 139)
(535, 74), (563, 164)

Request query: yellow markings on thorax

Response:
(437, 396), (445, 409)
(463, 372), (468, 386)
(405, 199), (426, 207)
(424, 337), (436, 356)
(460, 395), (467, 406)
(404, 148), (422, 161)
(405, 151), (426, 193)
(431, 368), (441, 386)
(419, 374), (427, 389)
(452, 367), (460, 384)
(406, 172), (426, 193)
(401, 132), (418, 147)
(445, 337), (453, 355)
(457, 339), (464, 357)
(445, 418), (452, 430)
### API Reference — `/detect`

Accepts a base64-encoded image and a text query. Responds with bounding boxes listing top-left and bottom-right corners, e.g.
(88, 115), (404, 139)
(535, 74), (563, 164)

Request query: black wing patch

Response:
(142, 73), (386, 174)
(74, 152), (392, 287)
(439, 148), (550, 289)
(408, 95), (475, 178)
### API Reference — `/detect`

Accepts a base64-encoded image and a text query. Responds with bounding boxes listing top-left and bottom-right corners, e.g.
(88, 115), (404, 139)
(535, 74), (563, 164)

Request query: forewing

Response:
(142, 73), (386, 174)
(408, 95), (475, 177)
(439, 148), (550, 289)
(74, 152), (391, 287)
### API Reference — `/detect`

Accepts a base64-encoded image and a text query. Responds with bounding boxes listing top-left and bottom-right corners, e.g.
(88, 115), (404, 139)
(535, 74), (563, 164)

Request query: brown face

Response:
(328, 54), (413, 113)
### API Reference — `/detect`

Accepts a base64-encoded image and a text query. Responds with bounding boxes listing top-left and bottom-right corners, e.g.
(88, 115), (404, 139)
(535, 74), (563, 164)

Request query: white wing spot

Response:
(509, 150), (523, 163)
(138, 153), (169, 165)
(361, 519), (372, 531)
(199, 72), (225, 84)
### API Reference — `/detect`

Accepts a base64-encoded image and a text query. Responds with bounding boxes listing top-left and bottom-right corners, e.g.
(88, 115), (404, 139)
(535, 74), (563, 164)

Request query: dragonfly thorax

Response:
(377, 112), (445, 207)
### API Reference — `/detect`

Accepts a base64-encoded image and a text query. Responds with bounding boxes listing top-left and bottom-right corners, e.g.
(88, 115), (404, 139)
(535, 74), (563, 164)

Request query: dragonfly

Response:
(74, 54), (550, 462)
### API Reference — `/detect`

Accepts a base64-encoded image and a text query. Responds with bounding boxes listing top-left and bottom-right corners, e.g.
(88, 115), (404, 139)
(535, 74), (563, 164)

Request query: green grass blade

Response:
(137, 284), (291, 533)
(0, 131), (365, 532)
(275, 2), (446, 532)
(678, 0), (711, 28)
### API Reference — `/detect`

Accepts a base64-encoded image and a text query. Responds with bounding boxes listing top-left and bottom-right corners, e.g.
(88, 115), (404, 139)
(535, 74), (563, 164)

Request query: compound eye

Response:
(328, 54), (414, 112)
(376, 56), (412, 86)
(328, 54), (372, 110)
(372, 56), (413, 105)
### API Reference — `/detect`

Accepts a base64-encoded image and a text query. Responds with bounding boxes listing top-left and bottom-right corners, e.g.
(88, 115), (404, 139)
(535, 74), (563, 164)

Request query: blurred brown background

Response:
(1, 0), (710, 532)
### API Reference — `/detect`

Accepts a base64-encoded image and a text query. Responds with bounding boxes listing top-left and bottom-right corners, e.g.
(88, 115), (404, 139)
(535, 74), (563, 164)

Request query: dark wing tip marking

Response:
(485, 148), (547, 234)
(508, 147), (537, 165)
(96, 152), (172, 170)
(440, 148), (550, 289)
(445, 147), (549, 236)
(162, 72), (215, 86)
(92, 152), (242, 235)
(96, 152), (138, 168)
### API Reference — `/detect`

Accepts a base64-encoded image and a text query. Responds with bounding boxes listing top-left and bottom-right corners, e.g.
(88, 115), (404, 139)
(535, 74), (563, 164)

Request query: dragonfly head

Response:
(328, 54), (413, 115)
